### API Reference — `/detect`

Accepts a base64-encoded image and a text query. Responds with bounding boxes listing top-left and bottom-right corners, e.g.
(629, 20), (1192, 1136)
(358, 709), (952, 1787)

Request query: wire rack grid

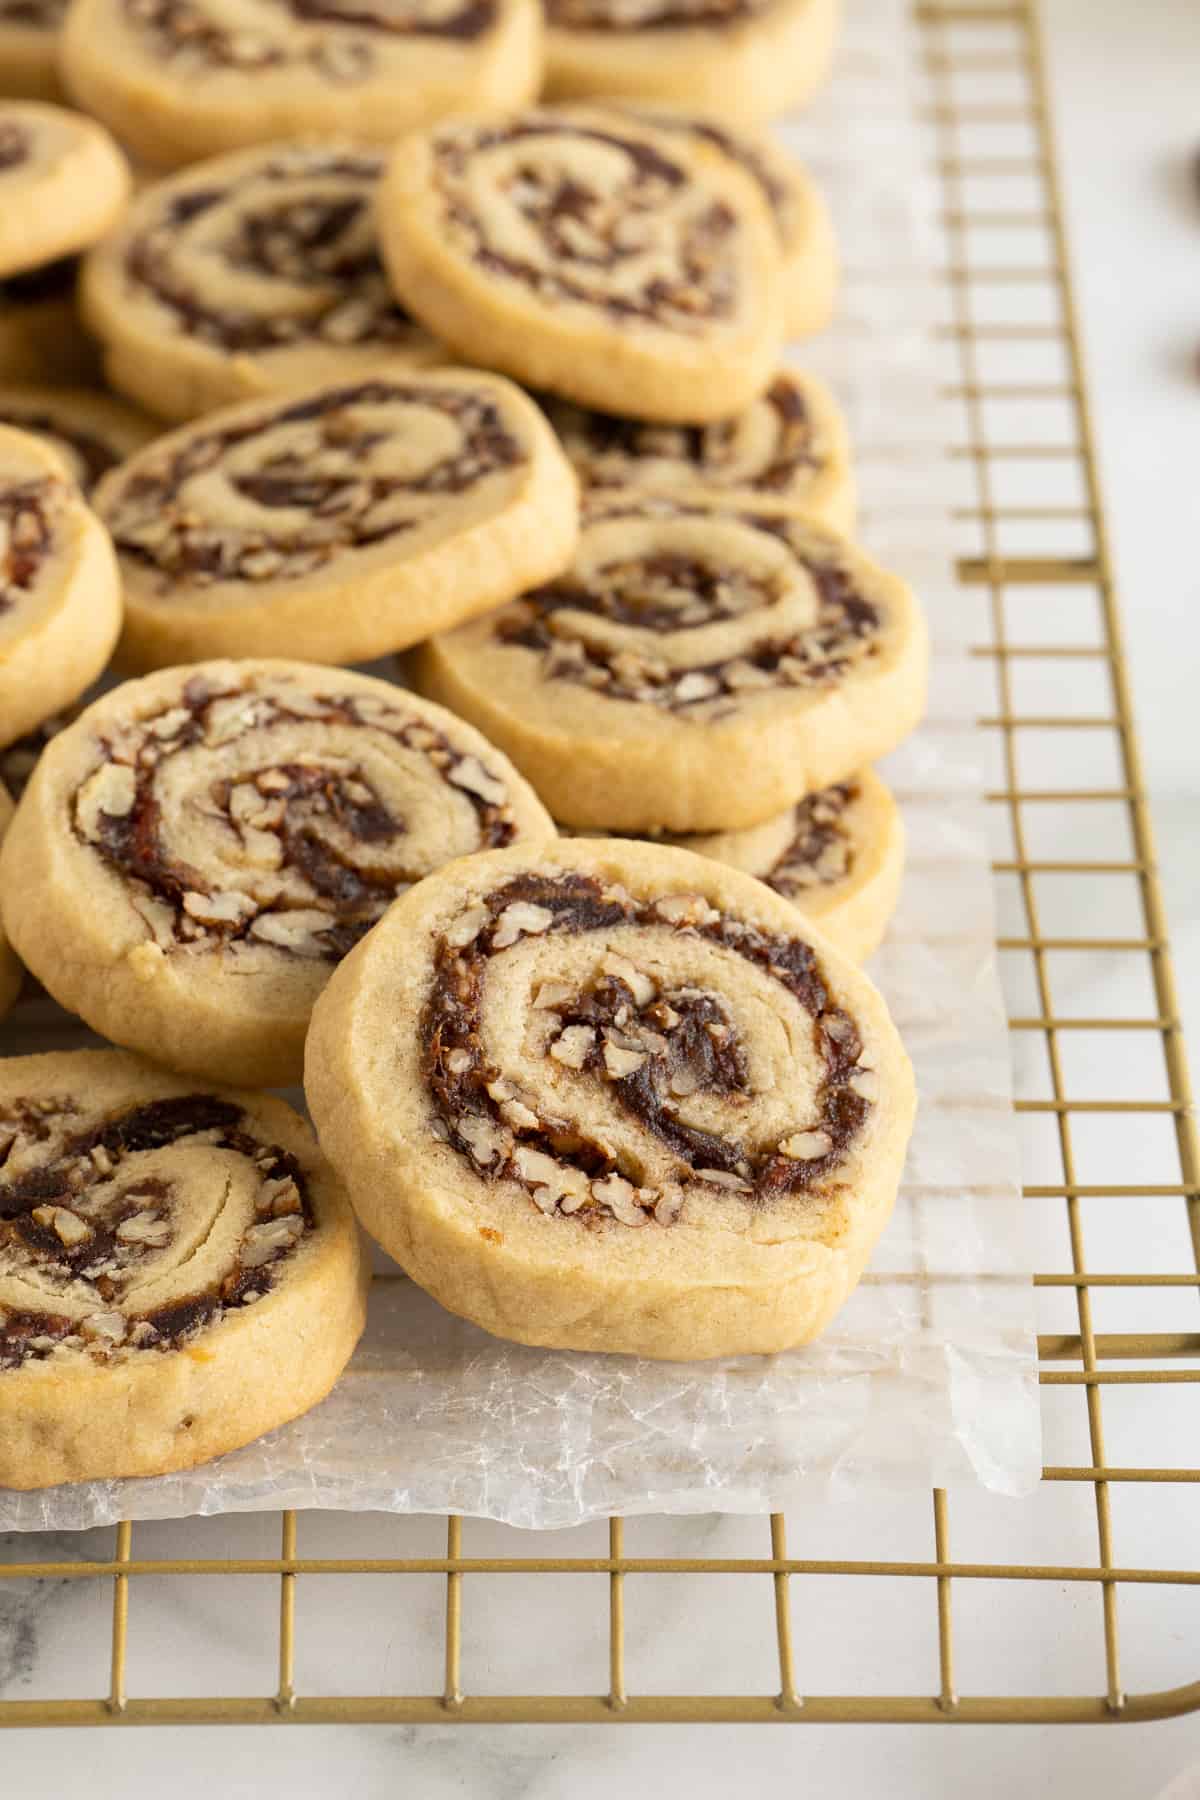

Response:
(1, 0), (1198, 1730)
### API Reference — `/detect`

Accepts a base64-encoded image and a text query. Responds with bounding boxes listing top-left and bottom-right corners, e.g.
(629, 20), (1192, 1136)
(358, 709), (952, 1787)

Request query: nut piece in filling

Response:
(573, 770), (905, 963)
(0, 659), (556, 1087)
(90, 369), (580, 672)
(0, 102), (130, 281)
(544, 366), (855, 533)
(0, 424), (122, 748)
(305, 836), (916, 1360)
(411, 498), (928, 834)
(543, 0), (838, 126)
(0, 384), (156, 493)
(60, 0), (542, 170)
(82, 143), (452, 426)
(0, 1048), (368, 1489)
(0, 0), (67, 103)
(376, 107), (786, 423)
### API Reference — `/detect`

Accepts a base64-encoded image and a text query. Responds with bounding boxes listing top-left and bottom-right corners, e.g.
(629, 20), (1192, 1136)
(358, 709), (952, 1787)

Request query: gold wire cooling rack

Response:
(2, 0), (1198, 1730)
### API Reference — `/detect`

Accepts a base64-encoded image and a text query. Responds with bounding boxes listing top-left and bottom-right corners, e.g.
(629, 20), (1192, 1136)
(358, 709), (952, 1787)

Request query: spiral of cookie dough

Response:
(412, 499), (927, 832)
(0, 1050), (367, 1487)
(0, 385), (155, 492)
(60, 0), (542, 168)
(578, 771), (904, 962)
(377, 108), (784, 420)
(542, 0), (838, 125)
(83, 145), (448, 423)
(92, 371), (579, 669)
(0, 424), (122, 747)
(627, 110), (838, 337)
(306, 839), (916, 1358)
(0, 660), (554, 1084)
(0, 102), (129, 279)
(544, 368), (854, 531)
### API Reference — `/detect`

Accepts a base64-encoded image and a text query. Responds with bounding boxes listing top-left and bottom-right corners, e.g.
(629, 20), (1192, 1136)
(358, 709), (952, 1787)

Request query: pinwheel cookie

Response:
(91, 370), (579, 670)
(543, 0), (838, 125)
(0, 425), (122, 747)
(545, 367), (854, 533)
(646, 771), (904, 963)
(0, 102), (129, 280)
(0, 660), (554, 1086)
(630, 111), (837, 337)
(60, 0), (542, 170)
(83, 143), (450, 425)
(0, 0), (65, 101)
(0, 1050), (368, 1488)
(412, 500), (927, 834)
(0, 259), (100, 384)
(377, 107), (785, 422)
(0, 385), (155, 493)
(306, 836), (915, 1360)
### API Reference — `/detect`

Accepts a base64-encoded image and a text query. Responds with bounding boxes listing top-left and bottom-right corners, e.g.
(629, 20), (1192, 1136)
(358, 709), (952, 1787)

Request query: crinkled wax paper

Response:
(0, 0), (1041, 1530)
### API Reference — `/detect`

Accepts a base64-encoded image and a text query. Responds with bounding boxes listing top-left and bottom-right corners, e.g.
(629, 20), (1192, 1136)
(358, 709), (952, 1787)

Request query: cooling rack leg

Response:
(608, 1518), (628, 1712)
(933, 1492), (958, 1712)
(443, 1517), (464, 1712)
(276, 1511), (297, 1713)
(107, 1520), (132, 1717)
(770, 1515), (801, 1712)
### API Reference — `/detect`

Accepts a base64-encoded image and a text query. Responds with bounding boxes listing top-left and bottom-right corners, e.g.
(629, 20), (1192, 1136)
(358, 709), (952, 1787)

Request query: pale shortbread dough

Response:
(0, 1048), (368, 1489)
(376, 106), (786, 422)
(91, 369), (579, 670)
(0, 101), (129, 279)
(83, 142), (451, 424)
(412, 499), (928, 833)
(0, 423), (122, 747)
(0, 659), (556, 1086)
(305, 836), (916, 1360)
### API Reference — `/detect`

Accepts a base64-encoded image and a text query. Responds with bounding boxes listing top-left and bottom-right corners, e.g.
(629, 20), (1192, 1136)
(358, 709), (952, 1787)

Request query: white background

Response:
(4, 0), (1200, 1788)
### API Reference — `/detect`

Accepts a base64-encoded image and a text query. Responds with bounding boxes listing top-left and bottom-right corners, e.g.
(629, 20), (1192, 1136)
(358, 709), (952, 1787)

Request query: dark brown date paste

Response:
(422, 870), (873, 1225)
(125, 153), (423, 352)
(102, 379), (524, 586)
(0, 1094), (311, 1368)
(0, 476), (58, 615)
(552, 375), (816, 494)
(75, 677), (519, 957)
(433, 119), (740, 327)
(496, 518), (881, 713)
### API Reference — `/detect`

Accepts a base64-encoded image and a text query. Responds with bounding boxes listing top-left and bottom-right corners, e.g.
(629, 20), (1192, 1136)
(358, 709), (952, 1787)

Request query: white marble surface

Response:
(4, 0), (1200, 1789)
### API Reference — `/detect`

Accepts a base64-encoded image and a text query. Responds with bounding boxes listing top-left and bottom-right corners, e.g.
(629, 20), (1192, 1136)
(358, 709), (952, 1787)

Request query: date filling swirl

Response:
(0, 0), (66, 23)
(99, 380), (524, 588)
(0, 473), (61, 616)
(71, 673), (523, 961)
(122, 0), (498, 78)
(549, 376), (819, 498)
(124, 150), (435, 356)
(423, 872), (878, 1229)
(760, 783), (858, 896)
(0, 123), (31, 172)
(0, 1094), (311, 1368)
(496, 509), (880, 715)
(546, 0), (772, 31)
(432, 117), (743, 330)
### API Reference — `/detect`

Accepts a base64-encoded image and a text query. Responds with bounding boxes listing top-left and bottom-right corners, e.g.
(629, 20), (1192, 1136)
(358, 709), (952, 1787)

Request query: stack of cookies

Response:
(0, 0), (929, 1491)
